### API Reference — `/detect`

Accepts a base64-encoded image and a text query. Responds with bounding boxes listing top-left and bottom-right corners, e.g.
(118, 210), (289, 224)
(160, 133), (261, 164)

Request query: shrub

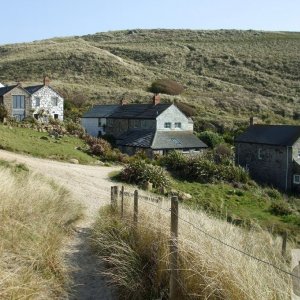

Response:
(270, 201), (293, 216)
(120, 160), (170, 188)
(198, 131), (224, 148)
(0, 105), (7, 122)
(149, 79), (184, 95)
(162, 150), (187, 171)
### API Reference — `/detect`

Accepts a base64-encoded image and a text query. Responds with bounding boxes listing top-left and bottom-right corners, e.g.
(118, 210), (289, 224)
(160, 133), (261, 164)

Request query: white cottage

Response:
(25, 77), (64, 121)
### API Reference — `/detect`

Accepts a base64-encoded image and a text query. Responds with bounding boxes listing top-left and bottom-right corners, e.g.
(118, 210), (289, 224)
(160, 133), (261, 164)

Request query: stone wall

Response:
(3, 86), (31, 120)
(235, 142), (293, 191)
(31, 86), (64, 120)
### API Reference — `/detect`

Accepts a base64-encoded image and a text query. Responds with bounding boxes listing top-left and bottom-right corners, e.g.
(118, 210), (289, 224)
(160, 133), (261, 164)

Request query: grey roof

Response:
(24, 85), (44, 94)
(116, 129), (155, 148)
(82, 105), (120, 118)
(109, 103), (171, 119)
(0, 85), (18, 96)
(235, 125), (300, 146)
(152, 131), (207, 149)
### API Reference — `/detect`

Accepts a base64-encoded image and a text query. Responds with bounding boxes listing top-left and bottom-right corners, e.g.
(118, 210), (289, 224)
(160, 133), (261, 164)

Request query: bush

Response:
(270, 201), (293, 216)
(120, 160), (170, 188)
(149, 79), (184, 95)
(161, 150), (187, 171)
(0, 105), (7, 122)
(198, 131), (224, 148)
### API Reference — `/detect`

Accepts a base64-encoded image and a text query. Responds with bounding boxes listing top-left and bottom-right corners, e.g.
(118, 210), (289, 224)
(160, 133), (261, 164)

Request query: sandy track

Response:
(0, 150), (119, 299)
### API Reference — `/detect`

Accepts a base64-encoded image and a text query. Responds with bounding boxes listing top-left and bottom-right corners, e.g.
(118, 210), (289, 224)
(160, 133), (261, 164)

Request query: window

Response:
(34, 114), (39, 120)
(175, 122), (181, 128)
(258, 148), (262, 160)
(134, 120), (139, 128)
(141, 120), (147, 128)
(54, 114), (58, 120)
(164, 122), (171, 128)
(51, 97), (58, 106)
(35, 97), (40, 107)
(98, 118), (102, 127)
(298, 149), (300, 159)
(293, 174), (300, 184)
(13, 95), (25, 109)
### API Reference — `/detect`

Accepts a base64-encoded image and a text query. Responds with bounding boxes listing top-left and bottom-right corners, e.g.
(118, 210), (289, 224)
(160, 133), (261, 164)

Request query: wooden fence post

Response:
(121, 186), (124, 218)
(170, 196), (179, 300)
(114, 186), (119, 202)
(134, 190), (139, 228)
(111, 186), (114, 208)
(281, 231), (287, 258)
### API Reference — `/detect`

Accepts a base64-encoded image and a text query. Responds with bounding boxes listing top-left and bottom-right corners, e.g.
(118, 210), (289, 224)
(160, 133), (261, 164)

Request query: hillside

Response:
(0, 29), (300, 131)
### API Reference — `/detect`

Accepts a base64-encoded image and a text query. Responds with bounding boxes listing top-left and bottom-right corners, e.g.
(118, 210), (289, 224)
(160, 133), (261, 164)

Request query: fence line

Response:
(110, 185), (300, 285)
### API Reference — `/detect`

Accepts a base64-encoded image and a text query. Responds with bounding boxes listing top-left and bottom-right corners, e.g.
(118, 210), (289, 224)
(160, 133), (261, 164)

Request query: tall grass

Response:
(92, 193), (291, 299)
(0, 163), (82, 299)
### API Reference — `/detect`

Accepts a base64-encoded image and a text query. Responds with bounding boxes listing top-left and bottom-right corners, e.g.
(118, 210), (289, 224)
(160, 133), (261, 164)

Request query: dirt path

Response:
(0, 150), (119, 299)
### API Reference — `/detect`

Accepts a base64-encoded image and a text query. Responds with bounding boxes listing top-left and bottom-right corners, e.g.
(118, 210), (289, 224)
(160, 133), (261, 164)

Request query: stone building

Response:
(235, 124), (300, 192)
(82, 95), (207, 156)
(0, 77), (64, 121)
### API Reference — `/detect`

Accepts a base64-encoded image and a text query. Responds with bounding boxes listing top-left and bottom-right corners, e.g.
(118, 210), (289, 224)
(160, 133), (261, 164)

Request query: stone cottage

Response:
(0, 77), (64, 121)
(235, 124), (300, 192)
(82, 95), (207, 156)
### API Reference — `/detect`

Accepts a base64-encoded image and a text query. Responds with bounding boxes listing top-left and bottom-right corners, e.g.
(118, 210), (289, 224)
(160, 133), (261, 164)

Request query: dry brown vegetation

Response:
(92, 193), (291, 299)
(0, 29), (299, 130)
(0, 161), (82, 299)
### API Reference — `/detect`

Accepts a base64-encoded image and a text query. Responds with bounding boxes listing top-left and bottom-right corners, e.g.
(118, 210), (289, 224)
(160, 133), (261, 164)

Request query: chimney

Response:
(152, 93), (160, 105)
(43, 76), (50, 86)
(120, 98), (127, 106)
(249, 116), (258, 126)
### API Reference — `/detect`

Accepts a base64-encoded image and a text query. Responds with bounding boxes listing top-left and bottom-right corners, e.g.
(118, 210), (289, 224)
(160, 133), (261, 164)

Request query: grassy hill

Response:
(0, 29), (300, 131)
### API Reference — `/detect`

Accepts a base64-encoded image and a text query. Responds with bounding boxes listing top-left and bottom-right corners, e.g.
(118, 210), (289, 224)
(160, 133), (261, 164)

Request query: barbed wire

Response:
(129, 192), (300, 280)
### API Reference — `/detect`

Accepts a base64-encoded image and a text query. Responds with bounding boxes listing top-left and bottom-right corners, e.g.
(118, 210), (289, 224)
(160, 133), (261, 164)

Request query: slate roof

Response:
(24, 85), (44, 94)
(82, 103), (172, 119)
(116, 130), (155, 148)
(109, 104), (171, 119)
(151, 131), (207, 149)
(235, 125), (300, 146)
(0, 85), (18, 96)
(82, 105), (120, 118)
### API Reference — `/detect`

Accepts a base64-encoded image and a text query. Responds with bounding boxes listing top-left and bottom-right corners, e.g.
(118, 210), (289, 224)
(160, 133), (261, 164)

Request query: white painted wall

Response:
(0, 83), (4, 88)
(31, 86), (64, 120)
(81, 117), (107, 137)
(156, 104), (193, 131)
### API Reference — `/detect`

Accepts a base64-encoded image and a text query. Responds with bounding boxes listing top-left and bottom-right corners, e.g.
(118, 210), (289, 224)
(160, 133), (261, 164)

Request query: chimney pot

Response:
(44, 76), (50, 86)
(249, 116), (258, 126)
(152, 93), (160, 105)
(120, 98), (127, 106)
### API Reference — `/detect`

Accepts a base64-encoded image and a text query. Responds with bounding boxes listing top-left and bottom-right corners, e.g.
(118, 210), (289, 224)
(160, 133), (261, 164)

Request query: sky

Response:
(0, 0), (299, 45)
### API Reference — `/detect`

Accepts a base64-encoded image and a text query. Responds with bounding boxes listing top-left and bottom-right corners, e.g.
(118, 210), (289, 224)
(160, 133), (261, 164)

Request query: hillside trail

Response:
(0, 150), (119, 299)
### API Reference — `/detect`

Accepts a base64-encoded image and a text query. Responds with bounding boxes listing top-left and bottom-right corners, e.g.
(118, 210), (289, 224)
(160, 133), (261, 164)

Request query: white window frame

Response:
(293, 174), (300, 184)
(174, 122), (182, 128)
(258, 148), (262, 160)
(35, 97), (40, 107)
(51, 97), (58, 106)
(164, 122), (171, 129)
(298, 149), (300, 159)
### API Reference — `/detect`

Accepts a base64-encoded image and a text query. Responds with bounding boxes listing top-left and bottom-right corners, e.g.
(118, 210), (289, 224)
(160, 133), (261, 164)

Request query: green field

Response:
(173, 179), (300, 237)
(0, 125), (95, 164)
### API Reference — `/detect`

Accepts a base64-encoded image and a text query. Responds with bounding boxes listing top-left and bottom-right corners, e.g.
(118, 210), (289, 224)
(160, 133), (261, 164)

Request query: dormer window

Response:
(164, 122), (171, 128)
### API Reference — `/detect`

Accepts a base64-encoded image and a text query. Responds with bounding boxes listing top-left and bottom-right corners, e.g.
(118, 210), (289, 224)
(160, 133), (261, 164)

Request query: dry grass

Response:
(92, 193), (291, 299)
(0, 163), (82, 299)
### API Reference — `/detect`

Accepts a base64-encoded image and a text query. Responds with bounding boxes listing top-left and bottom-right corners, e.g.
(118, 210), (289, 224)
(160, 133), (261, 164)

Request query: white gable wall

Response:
(81, 117), (107, 137)
(31, 86), (64, 120)
(156, 104), (193, 131)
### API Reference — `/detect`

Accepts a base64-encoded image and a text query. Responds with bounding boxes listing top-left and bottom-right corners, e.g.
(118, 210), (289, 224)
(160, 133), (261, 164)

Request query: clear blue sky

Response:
(1, 0), (299, 45)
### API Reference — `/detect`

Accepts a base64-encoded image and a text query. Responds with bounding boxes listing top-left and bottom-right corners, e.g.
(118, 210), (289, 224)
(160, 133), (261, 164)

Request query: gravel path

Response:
(0, 150), (119, 299)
